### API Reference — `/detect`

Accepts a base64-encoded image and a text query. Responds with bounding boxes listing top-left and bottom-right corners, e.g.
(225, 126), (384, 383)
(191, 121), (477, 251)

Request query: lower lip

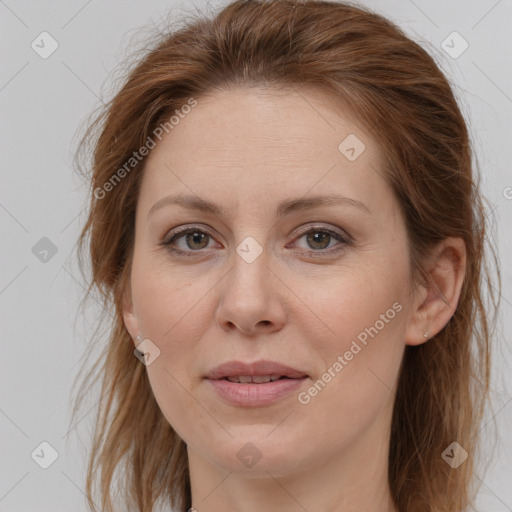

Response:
(206, 377), (308, 407)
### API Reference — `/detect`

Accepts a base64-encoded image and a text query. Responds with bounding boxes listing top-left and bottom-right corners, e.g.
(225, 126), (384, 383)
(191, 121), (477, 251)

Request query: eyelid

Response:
(291, 223), (352, 243)
(162, 223), (210, 238)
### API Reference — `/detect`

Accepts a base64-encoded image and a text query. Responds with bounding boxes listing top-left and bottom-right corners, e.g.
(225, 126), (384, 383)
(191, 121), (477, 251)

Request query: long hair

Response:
(71, 1), (500, 511)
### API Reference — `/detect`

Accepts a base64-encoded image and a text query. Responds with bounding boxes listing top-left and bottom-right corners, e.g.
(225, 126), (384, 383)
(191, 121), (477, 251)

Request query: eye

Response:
(160, 224), (351, 257)
(160, 225), (217, 257)
(288, 225), (351, 255)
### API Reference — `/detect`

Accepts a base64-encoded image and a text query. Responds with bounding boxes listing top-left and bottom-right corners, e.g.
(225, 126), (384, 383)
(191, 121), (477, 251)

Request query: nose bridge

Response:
(228, 237), (271, 304)
(228, 208), (272, 290)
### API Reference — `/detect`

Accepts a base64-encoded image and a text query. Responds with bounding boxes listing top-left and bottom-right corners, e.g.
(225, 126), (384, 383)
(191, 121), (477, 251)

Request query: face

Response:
(123, 86), (421, 478)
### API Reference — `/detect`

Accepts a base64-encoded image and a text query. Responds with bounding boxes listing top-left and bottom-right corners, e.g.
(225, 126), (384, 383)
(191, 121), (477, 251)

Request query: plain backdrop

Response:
(1, 0), (511, 510)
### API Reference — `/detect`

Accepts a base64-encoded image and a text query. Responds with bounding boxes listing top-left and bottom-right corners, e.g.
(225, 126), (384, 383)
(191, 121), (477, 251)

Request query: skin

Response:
(122, 86), (466, 512)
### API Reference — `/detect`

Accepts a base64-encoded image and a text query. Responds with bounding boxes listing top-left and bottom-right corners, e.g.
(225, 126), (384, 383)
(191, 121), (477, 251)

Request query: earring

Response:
(136, 334), (142, 343)
(423, 331), (429, 339)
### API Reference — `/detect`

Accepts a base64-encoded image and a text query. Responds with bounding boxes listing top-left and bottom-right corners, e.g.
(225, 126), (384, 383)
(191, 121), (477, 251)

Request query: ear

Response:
(405, 237), (466, 346)
(122, 280), (140, 348)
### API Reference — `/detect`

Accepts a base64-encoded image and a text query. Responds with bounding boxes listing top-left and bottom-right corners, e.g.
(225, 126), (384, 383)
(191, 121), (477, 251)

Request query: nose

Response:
(215, 247), (287, 336)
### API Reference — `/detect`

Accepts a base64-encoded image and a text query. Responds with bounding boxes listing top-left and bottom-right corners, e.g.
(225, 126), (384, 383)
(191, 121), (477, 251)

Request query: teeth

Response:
(252, 375), (272, 383)
(225, 375), (283, 383)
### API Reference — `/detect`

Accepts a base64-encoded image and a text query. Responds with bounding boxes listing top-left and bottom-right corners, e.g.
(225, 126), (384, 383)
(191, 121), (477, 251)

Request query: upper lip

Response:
(205, 360), (308, 380)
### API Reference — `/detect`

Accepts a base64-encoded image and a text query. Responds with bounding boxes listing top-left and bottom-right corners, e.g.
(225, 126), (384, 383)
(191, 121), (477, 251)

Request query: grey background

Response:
(1, 0), (511, 510)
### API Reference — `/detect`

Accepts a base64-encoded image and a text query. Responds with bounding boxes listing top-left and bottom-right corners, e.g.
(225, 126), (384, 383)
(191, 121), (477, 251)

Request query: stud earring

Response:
(423, 331), (429, 339)
(136, 334), (142, 343)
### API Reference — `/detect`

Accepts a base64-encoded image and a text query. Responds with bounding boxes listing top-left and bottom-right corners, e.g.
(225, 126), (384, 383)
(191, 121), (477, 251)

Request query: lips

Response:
(204, 360), (309, 407)
(205, 360), (308, 381)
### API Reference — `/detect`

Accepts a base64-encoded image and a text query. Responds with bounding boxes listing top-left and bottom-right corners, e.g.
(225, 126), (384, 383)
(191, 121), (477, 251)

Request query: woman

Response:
(72, 1), (500, 511)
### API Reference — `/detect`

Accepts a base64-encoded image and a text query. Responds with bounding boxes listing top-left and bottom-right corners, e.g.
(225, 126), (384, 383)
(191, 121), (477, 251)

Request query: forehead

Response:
(139, 86), (392, 221)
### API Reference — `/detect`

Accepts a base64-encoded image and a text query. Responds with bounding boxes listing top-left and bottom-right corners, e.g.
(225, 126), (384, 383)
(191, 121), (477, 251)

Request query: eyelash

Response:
(160, 224), (352, 258)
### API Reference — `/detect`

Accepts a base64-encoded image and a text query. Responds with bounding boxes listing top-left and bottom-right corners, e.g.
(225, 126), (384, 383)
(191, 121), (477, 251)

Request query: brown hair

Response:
(71, 1), (500, 511)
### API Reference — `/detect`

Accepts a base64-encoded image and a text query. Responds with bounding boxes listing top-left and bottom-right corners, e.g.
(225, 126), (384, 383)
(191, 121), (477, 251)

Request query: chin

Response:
(204, 434), (308, 476)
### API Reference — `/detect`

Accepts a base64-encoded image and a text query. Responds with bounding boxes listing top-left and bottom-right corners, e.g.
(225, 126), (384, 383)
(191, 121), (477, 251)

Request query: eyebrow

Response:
(147, 193), (371, 219)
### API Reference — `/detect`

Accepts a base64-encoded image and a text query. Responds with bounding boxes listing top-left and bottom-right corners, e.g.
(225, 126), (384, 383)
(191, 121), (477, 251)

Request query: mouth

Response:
(204, 360), (309, 407)
(205, 360), (308, 381)
(221, 375), (295, 383)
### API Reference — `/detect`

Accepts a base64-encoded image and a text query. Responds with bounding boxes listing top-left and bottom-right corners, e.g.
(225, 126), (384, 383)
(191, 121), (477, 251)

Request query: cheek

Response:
(132, 259), (212, 343)
(295, 254), (409, 406)
(298, 253), (408, 345)
(131, 268), (211, 438)
(294, 288), (406, 450)
(131, 262), (220, 434)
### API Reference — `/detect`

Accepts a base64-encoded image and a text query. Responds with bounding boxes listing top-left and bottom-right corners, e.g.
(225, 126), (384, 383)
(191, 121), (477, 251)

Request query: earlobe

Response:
(405, 237), (466, 346)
